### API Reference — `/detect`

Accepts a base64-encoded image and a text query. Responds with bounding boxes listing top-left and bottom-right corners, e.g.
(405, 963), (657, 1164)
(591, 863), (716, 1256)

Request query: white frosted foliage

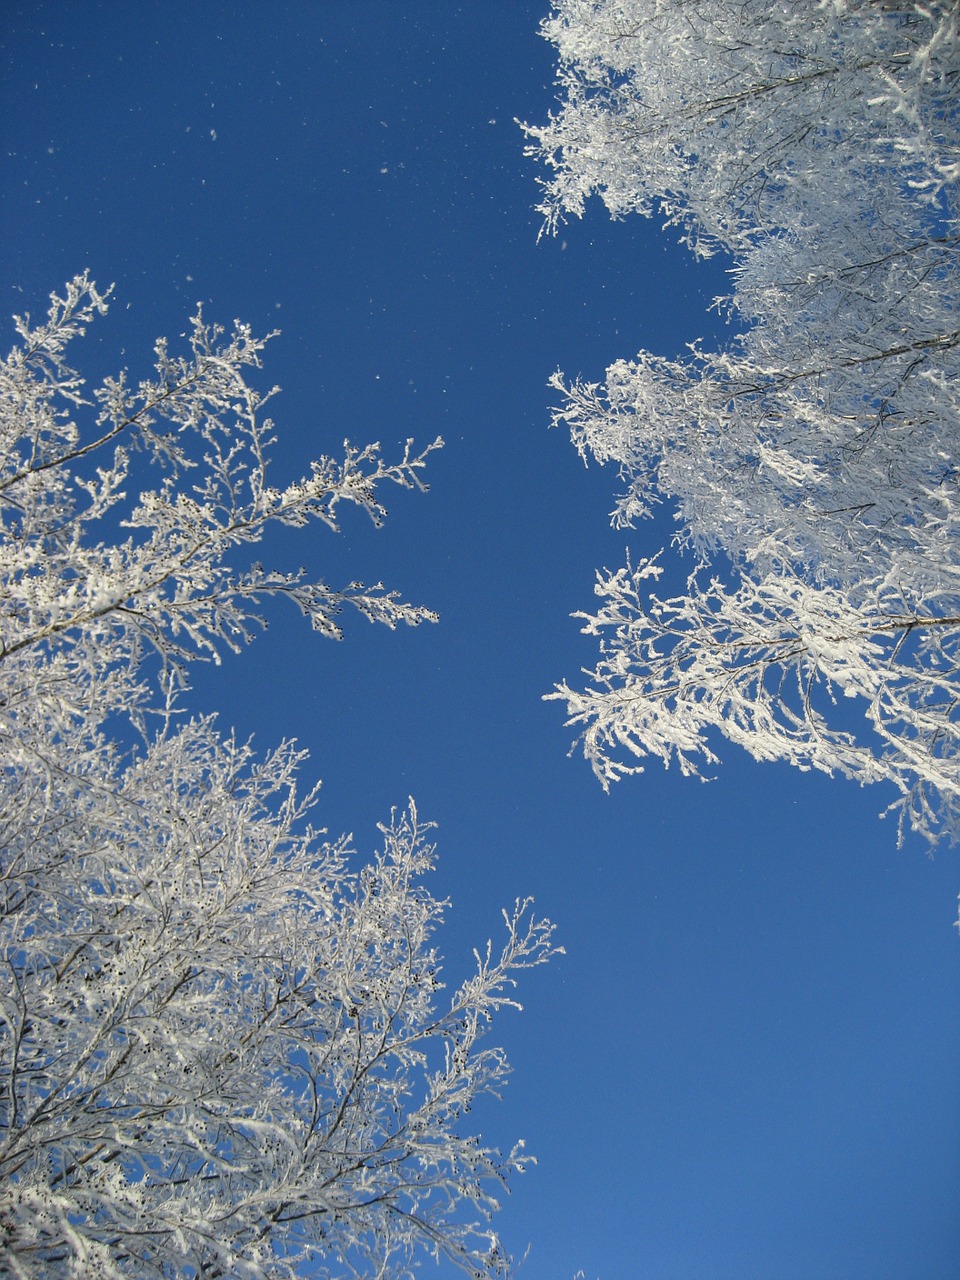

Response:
(0, 279), (559, 1278)
(526, 1), (960, 848)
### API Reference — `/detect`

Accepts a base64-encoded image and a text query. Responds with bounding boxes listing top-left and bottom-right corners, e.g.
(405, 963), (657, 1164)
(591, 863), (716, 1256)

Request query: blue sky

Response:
(2, 3), (958, 1277)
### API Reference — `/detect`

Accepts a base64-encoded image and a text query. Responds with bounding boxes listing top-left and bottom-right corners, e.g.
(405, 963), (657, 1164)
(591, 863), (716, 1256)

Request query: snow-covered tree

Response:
(0, 276), (559, 1278)
(524, 0), (960, 846)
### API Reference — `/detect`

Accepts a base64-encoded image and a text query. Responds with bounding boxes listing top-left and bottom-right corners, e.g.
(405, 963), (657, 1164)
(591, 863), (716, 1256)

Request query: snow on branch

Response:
(0, 279), (558, 1277)
(531, 1), (960, 851)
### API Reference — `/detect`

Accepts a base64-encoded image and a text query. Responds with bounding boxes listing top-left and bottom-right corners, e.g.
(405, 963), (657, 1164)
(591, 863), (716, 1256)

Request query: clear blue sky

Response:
(2, 4), (958, 1277)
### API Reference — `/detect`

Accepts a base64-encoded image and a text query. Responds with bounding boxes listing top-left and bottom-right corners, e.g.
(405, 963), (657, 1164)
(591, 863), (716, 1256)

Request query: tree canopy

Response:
(0, 277), (558, 1279)
(525, 0), (960, 847)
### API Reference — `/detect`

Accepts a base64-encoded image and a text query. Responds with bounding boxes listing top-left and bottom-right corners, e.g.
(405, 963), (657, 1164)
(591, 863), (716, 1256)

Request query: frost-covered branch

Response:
(0, 746), (560, 1278)
(0, 280), (558, 1277)
(529, 1), (960, 849)
(0, 274), (441, 688)
(549, 557), (960, 840)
